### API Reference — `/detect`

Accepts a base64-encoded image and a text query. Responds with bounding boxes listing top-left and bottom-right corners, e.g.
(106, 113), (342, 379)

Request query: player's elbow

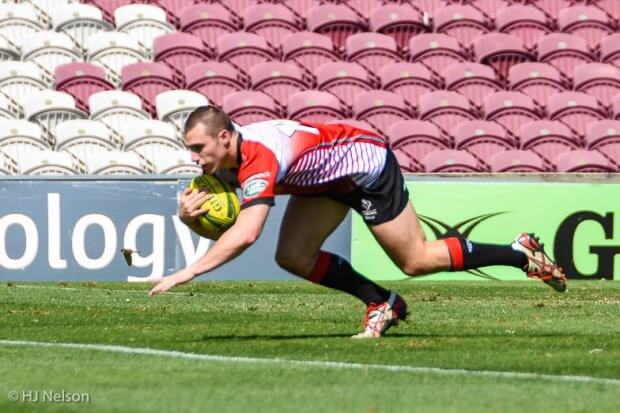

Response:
(239, 229), (260, 247)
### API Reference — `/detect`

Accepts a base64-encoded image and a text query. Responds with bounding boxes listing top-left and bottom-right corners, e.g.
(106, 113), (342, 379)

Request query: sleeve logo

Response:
(243, 179), (268, 198)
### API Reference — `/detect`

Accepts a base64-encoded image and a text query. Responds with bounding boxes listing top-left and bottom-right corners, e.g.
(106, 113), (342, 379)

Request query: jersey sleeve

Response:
(237, 141), (278, 209)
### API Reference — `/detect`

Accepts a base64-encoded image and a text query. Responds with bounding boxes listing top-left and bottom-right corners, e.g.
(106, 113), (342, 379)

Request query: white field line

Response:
(1, 339), (619, 386)
(3, 284), (189, 296)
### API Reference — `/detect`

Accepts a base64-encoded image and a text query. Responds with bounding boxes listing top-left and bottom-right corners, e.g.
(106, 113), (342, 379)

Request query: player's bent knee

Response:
(401, 261), (433, 277)
(275, 250), (315, 277)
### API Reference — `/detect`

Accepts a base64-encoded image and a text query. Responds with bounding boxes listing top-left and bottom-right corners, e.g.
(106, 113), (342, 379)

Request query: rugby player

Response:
(149, 106), (567, 338)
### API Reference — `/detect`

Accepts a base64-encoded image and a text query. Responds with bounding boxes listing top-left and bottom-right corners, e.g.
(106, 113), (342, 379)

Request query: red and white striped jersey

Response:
(234, 120), (388, 208)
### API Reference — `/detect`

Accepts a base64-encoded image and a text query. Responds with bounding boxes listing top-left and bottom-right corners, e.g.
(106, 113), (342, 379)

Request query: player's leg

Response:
(276, 195), (397, 307)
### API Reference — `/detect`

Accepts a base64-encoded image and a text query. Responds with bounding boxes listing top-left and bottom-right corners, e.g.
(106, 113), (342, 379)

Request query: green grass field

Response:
(1, 280), (619, 413)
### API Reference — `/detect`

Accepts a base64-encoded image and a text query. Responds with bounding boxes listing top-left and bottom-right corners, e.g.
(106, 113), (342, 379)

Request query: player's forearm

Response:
(186, 225), (255, 278)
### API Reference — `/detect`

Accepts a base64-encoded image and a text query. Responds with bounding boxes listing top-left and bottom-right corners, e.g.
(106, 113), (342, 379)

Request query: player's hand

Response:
(179, 187), (212, 223)
(149, 269), (194, 297)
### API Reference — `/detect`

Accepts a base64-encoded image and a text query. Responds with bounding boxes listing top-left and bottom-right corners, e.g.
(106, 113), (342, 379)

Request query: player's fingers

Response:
(182, 187), (193, 196)
(190, 193), (211, 210)
(189, 207), (209, 217)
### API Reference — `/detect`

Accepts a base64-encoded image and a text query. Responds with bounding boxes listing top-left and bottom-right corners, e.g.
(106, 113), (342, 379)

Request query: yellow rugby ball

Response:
(188, 174), (240, 238)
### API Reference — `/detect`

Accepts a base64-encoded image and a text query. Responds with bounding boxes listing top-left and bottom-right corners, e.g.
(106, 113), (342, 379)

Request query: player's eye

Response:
(188, 144), (204, 153)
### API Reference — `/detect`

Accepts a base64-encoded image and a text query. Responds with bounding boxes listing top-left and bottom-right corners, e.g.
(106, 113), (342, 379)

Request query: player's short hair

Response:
(184, 106), (235, 138)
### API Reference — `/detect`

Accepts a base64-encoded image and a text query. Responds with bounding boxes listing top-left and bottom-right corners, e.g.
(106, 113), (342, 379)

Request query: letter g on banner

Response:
(554, 211), (620, 280)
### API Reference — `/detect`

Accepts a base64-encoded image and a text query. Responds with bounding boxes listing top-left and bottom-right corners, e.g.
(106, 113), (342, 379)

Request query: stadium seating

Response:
(1, 0), (619, 175)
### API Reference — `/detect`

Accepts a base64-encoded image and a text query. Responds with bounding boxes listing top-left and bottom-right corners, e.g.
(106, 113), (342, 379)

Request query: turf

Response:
(0, 280), (619, 413)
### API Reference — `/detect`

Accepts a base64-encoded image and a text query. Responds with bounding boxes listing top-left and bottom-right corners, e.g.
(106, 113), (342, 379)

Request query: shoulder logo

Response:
(243, 179), (268, 198)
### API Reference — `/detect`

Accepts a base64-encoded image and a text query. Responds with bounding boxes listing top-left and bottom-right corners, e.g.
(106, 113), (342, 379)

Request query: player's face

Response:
(185, 123), (230, 174)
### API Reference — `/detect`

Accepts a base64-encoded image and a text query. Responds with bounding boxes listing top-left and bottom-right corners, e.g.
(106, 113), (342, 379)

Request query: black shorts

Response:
(329, 149), (410, 226)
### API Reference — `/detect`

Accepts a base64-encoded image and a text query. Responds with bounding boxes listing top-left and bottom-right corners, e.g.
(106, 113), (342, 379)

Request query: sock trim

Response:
(308, 251), (332, 284)
(444, 237), (464, 271)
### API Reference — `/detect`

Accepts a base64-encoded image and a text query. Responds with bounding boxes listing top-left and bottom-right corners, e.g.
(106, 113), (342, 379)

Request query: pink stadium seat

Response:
(418, 91), (476, 140)
(353, 90), (412, 135)
(306, 4), (366, 50)
(453, 120), (516, 166)
(281, 32), (340, 85)
(508, 62), (565, 106)
(153, 33), (211, 86)
(344, 0), (384, 21)
(488, 150), (547, 172)
(411, 0), (448, 17)
(533, 0), (573, 20)
(379, 62), (439, 107)
(379, 62), (437, 107)
(55, 63), (114, 113)
(220, 0), (255, 20)
(179, 3), (240, 51)
(433, 4), (489, 48)
(393, 147), (422, 172)
(600, 33), (620, 68)
(572, 63), (620, 108)
(369, 4), (425, 51)
(536, 33), (593, 80)
(287, 90), (345, 123)
(483, 91), (541, 141)
(547, 91), (605, 138)
(345, 32), (400, 74)
(223, 90), (281, 124)
(387, 121), (450, 165)
(121, 62), (178, 117)
(217, 32), (276, 76)
(283, 0), (321, 19)
(423, 149), (481, 172)
(555, 149), (614, 172)
(185, 61), (246, 107)
(558, 6), (613, 49)
(519, 120), (580, 164)
(614, 94), (620, 120)
(155, 0), (196, 28)
(495, 5), (551, 51)
(596, 0), (620, 23)
(316, 61), (373, 108)
(473, 33), (532, 82)
(468, 0), (511, 20)
(443, 62), (501, 109)
(250, 61), (308, 104)
(409, 33), (467, 79)
(584, 120), (620, 167)
(244, 4), (301, 48)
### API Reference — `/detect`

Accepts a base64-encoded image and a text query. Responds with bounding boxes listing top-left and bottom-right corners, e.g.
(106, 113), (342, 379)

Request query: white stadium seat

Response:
(17, 149), (80, 175)
(115, 4), (174, 55)
(124, 119), (183, 161)
(86, 31), (148, 86)
(53, 3), (113, 53)
(54, 119), (116, 168)
(0, 34), (19, 61)
(89, 90), (149, 147)
(0, 3), (44, 50)
(147, 149), (200, 175)
(29, 0), (77, 28)
(0, 61), (48, 113)
(0, 94), (16, 119)
(83, 149), (148, 175)
(23, 90), (86, 146)
(155, 89), (208, 140)
(0, 150), (18, 175)
(0, 120), (49, 170)
(22, 31), (82, 84)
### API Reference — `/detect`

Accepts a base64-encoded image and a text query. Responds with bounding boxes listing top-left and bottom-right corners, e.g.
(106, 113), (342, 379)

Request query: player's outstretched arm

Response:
(149, 204), (270, 296)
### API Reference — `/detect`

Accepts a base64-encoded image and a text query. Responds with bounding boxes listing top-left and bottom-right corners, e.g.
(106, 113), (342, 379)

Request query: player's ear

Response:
(218, 129), (231, 146)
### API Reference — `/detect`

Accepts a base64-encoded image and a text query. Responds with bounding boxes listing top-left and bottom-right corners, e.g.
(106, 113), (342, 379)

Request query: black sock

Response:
(444, 237), (528, 271)
(308, 251), (391, 305)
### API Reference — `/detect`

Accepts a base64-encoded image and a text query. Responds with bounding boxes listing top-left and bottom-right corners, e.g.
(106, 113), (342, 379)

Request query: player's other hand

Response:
(149, 269), (194, 297)
(179, 187), (211, 223)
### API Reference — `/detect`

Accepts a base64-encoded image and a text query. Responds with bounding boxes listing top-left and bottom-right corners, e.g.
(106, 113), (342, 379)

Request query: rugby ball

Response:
(188, 174), (240, 238)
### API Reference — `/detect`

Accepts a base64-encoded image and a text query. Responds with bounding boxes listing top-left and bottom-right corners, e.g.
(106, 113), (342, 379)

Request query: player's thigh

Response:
(276, 195), (349, 274)
(368, 200), (428, 270)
